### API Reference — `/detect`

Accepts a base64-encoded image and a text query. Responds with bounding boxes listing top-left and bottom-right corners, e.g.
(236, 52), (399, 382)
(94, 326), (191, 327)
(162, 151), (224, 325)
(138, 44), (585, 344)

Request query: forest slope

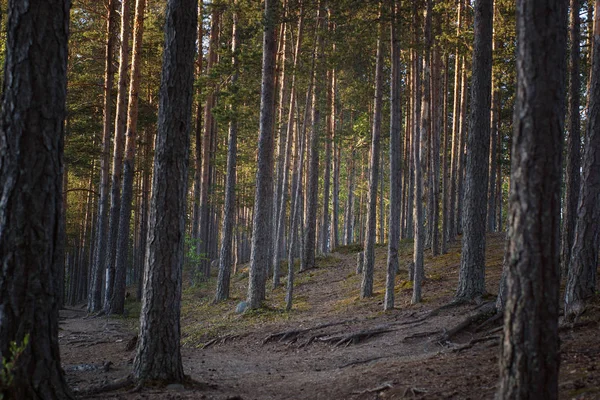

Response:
(60, 233), (600, 399)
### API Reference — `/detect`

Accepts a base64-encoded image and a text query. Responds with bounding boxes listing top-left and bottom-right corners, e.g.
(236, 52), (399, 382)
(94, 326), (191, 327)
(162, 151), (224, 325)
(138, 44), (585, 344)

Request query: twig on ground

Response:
(351, 381), (393, 395)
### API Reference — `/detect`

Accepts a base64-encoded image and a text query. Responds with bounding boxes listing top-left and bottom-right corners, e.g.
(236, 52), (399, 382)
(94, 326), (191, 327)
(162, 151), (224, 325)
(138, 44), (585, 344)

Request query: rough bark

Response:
(215, 3), (239, 302)
(302, 2), (324, 272)
(133, 0), (197, 382)
(497, 0), (567, 396)
(565, 0), (600, 320)
(456, 0), (493, 302)
(0, 0), (72, 397)
(88, 0), (116, 313)
(104, 0), (132, 312)
(344, 149), (356, 245)
(110, 0), (146, 315)
(247, 0), (279, 309)
(360, 6), (384, 299)
(441, 54), (450, 253)
(385, 0), (402, 311)
(562, 0), (582, 276)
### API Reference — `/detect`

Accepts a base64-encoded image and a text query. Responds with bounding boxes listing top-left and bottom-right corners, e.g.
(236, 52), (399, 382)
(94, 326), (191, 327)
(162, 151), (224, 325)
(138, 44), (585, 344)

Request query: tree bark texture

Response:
(0, 0), (71, 397)
(104, 0), (132, 312)
(456, 0), (493, 301)
(360, 7), (384, 299)
(565, 0), (600, 320)
(110, 0), (146, 315)
(88, 0), (116, 313)
(498, 0), (567, 396)
(133, 0), (197, 382)
(247, 0), (279, 309)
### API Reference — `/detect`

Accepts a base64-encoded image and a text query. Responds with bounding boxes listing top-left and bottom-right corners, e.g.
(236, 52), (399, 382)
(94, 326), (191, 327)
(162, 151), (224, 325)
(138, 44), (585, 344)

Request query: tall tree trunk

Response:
(565, 0), (600, 320)
(110, 0), (146, 315)
(273, 5), (304, 287)
(105, 0), (132, 312)
(321, 65), (334, 254)
(360, 4), (384, 299)
(456, 60), (468, 235)
(88, 0), (117, 313)
(344, 148), (355, 245)
(247, 0), (279, 309)
(0, 0), (71, 397)
(456, 0), (493, 302)
(431, 41), (441, 257)
(385, 0), (402, 311)
(441, 53), (450, 253)
(215, 1), (239, 302)
(487, 3), (500, 233)
(562, 0), (582, 276)
(133, 0), (197, 382)
(449, 0), (463, 241)
(198, 7), (220, 279)
(497, 0), (567, 396)
(302, 2), (325, 272)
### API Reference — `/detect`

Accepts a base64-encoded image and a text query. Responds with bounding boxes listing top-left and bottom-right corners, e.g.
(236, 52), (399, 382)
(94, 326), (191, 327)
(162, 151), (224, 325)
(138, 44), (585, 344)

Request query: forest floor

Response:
(61, 233), (600, 399)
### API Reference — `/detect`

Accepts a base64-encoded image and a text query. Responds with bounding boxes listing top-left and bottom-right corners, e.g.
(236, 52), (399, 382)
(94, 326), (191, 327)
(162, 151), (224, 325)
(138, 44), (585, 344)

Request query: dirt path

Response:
(61, 235), (600, 399)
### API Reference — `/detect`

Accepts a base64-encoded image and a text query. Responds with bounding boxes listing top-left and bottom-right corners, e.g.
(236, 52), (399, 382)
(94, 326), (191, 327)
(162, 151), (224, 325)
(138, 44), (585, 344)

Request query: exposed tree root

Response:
(76, 375), (134, 396)
(474, 310), (503, 332)
(401, 329), (442, 342)
(262, 320), (356, 345)
(351, 381), (393, 395)
(319, 327), (395, 347)
(559, 319), (598, 332)
(436, 303), (496, 343)
(446, 335), (501, 353)
(201, 334), (240, 349)
(338, 356), (386, 369)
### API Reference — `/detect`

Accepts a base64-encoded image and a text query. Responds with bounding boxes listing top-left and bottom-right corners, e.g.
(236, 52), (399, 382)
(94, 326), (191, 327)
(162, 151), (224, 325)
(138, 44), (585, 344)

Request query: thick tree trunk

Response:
(88, 0), (116, 313)
(456, 0), (493, 302)
(133, 0), (197, 382)
(562, 0), (582, 276)
(385, 0), (402, 311)
(360, 5), (384, 299)
(565, 0), (600, 320)
(0, 0), (72, 397)
(456, 61), (468, 235)
(215, 3), (239, 302)
(497, 0), (567, 396)
(110, 0), (146, 315)
(247, 0), (279, 309)
(104, 0), (132, 312)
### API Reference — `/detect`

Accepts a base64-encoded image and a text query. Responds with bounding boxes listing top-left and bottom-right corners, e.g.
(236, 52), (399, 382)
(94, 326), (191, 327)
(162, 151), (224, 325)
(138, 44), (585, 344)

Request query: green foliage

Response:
(0, 334), (29, 398)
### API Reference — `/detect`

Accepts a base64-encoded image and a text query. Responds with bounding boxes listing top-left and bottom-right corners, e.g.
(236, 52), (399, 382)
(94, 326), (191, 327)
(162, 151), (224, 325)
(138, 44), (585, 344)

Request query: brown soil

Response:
(60, 233), (600, 399)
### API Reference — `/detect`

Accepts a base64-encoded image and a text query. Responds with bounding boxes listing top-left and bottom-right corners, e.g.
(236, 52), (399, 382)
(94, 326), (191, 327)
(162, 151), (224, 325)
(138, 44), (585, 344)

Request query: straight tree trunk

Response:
(0, 0), (71, 397)
(497, 0), (567, 396)
(105, 0), (132, 312)
(321, 66), (333, 254)
(133, 0), (197, 382)
(361, 4), (384, 299)
(385, 0), (402, 311)
(273, 6), (304, 287)
(110, 0), (146, 315)
(302, 2), (325, 272)
(456, 0), (493, 302)
(456, 60), (468, 235)
(441, 53), (450, 253)
(344, 148), (355, 245)
(88, 0), (116, 313)
(562, 0), (582, 276)
(565, 0), (600, 320)
(247, 0), (279, 309)
(215, 2), (239, 302)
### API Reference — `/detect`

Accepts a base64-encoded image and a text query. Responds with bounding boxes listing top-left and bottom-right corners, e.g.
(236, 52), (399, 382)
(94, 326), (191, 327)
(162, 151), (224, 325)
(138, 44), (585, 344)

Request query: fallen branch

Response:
(401, 329), (442, 342)
(437, 303), (496, 343)
(447, 335), (501, 353)
(76, 375), (134, 396)
(339, 356), (386, 369)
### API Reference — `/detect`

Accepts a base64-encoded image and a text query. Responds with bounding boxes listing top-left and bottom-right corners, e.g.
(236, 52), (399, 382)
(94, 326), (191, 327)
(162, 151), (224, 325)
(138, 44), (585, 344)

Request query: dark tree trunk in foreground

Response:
(247, 0), (279, 309)
(110, 0), (146, 315)
(498, 0), (567, 397)
(360, 4), (384, 298)
(133, 0), (197, 382)
(562, 0), (581, 276)
(456, 0), (493, 301)
(385, 0), (402, 311)
(565, 0), (600, 320)
(0, 0), (71, 398)
(215, 3), (239, 302)
(89, 0), (116, 313)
